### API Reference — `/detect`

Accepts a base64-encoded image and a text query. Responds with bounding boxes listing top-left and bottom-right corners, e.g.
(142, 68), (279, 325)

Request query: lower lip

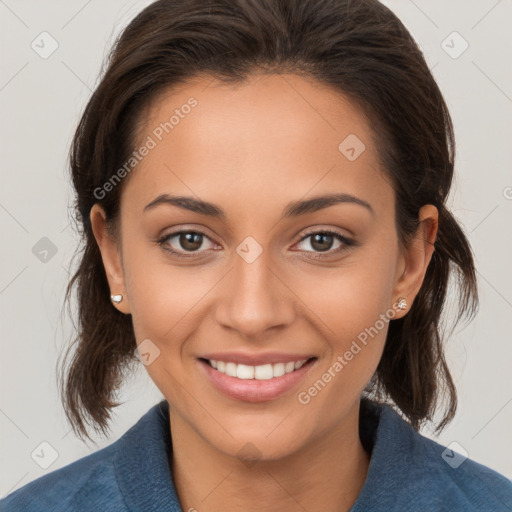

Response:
(197, 358), (317, 403)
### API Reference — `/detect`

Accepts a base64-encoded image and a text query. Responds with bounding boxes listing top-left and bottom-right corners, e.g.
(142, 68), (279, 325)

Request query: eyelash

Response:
(156, 228), (356, 260)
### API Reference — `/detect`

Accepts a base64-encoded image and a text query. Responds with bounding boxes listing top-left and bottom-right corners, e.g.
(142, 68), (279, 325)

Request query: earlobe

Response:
(391, 205), (438, 318)
(90, 204), (131, 315)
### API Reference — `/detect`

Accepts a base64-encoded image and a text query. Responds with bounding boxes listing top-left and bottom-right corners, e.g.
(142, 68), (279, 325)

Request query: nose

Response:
(214, 249), (296, 339)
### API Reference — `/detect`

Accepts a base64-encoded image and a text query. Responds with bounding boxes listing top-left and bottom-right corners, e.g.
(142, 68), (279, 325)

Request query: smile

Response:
(197, 357), (318, 402)
(205, 358), (310, 380)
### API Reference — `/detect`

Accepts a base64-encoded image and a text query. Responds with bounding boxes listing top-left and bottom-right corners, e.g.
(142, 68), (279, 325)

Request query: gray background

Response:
(1, 0), (511, 497)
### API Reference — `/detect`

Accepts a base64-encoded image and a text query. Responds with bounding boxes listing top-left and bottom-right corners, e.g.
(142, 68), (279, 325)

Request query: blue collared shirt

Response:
(2, 399), (511, 511)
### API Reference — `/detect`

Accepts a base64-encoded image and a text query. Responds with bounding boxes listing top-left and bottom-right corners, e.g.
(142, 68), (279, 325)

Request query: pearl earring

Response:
(397, 297), (407, 310)
(111, 294), (123, 304)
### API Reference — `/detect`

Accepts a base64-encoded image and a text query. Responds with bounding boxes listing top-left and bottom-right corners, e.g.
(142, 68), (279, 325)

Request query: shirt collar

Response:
(114, 400), (183, 512)
(350, 398), (416, 511)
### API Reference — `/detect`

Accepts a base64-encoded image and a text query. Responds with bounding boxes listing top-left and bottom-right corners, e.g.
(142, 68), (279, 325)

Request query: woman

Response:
(2, 0), (511, 510)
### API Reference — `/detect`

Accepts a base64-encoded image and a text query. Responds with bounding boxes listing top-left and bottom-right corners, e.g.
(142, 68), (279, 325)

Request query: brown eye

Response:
(178, 232), (203, 251)
(157, 230), (218, 259)
(294, 230), (356, 259)
(309, 233), (335, 252)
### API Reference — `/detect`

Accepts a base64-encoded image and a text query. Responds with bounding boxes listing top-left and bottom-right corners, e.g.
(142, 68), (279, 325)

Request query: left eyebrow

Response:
(282, 193), (375, 218)
(143, 192), (375, 219)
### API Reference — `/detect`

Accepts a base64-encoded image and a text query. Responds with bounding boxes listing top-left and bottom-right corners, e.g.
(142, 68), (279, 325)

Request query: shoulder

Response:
(410, 426), (512, 511)
(0, 440), (126, 512)
(355, 401), (512, 511)
(0, 400), (177, 512)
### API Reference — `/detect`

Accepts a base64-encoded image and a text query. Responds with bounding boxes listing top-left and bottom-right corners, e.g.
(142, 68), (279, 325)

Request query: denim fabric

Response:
(2, 399), (511, 511)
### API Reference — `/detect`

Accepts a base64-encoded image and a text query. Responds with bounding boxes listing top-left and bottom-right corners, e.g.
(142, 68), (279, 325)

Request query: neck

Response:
(168, 400), (370, 512)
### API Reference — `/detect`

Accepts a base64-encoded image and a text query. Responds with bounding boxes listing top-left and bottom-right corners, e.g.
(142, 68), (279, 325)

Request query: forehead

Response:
(124, 73), (392, 218)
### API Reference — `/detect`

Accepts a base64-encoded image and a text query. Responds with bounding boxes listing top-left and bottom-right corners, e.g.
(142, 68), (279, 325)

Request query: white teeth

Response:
(273, 363), (285, 377)
(255, 364), (273, 380)
(207, 358), (310, 379)
(285, 361), (295, 373)
(225, 362), (237, 377)
(237, 364), (254, 379)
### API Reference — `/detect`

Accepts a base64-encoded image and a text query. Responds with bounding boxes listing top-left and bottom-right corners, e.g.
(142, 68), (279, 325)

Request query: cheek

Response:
(123, 254), (219, 397)
(128, 268), (206, 339)
(289, 247), (397, 388)
(292, 247), (398, 336)
(293, 272), (393, 422)
(123, 240), (221, 344)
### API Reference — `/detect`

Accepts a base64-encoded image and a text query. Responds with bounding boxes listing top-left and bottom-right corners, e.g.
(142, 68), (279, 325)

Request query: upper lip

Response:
(199, 352), (316, 366)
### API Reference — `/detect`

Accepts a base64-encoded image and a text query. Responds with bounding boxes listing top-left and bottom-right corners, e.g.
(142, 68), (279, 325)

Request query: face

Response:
(91, 73), (437, 462)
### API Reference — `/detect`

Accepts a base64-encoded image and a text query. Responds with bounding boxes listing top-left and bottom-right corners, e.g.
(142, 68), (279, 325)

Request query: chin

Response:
(205, 419), (310, 463)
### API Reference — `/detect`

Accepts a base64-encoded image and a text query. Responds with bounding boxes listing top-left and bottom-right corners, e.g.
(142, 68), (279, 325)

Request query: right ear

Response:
(90, 204), (131, 315)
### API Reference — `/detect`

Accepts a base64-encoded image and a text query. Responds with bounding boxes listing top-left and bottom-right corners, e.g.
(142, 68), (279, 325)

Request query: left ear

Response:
(391, 204), (438, 318)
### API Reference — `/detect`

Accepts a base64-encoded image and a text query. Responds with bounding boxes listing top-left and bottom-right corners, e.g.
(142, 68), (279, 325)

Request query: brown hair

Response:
(58, 0), (478, 442)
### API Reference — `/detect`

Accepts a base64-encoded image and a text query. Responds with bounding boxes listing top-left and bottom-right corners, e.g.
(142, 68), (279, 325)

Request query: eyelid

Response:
(156, 226), (356, 259)
(296, 227), (352, 243)
(291, 228), (355, 257)
(156, 228), (218, 259)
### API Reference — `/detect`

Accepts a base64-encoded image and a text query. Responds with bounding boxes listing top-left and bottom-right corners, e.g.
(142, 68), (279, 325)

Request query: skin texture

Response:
(90, 73), (438, 512)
